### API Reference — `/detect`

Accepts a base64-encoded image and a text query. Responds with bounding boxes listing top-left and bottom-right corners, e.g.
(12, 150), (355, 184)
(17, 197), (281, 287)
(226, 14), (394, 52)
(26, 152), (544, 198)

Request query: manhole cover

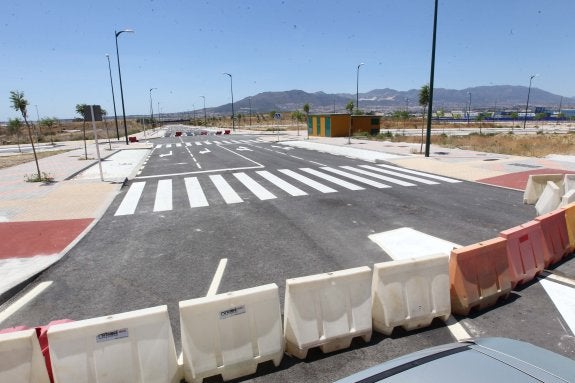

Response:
(509, 163), (541, 169)
(483, 158), (499, 161)
(434, 151), (449, 155)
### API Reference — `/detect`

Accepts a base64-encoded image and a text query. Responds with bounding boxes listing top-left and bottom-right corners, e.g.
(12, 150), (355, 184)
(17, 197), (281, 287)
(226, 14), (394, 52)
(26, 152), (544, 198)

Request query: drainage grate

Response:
(508, 163), (542, 169)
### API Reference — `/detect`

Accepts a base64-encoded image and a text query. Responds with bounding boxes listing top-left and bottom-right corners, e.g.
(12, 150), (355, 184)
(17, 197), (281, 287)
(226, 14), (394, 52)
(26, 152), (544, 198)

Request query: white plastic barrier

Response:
(560, 189), (575, 207)
(283, 266), (372, 359)
(564, 174), (575, 194)
(535, 181), (562, 216)
(0, 329), (50, 383)
(371, 254), (450, 335)
(47, 305), (180, 383)
(523, 174), (565, 204)
(179, 283), (283, 383)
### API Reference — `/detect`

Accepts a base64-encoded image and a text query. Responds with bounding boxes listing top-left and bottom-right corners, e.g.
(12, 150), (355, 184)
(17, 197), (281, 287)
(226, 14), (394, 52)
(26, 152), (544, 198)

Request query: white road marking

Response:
(210, 174), (243, 204)
(230, 140), (242, 144)
(361, 165), (439, 185)
(342, 166), (415, 187)
(0, 281), (53, 324)
(278, 169), (337, 193)
(184, 177), (209, 207)
(207, 258), (228, 296)
(166, 144), (172, 148)
(540, 276), (575, 335)
(234, 172), (277, 200)
(215, 141), (222, 145)
(176, 143), (182, 147)
(153, 179), (173, 211)
(237, 146), (253, 151)
(221, 140), (231, 144)
(194, 142), (203, 146)
(159, 151), (172, 158)
(185, 142), (192, 147)
(445, 316), (471, 341)
(204, 141), (212, 145)
(115, 182), (146, 216)
(199, 148), (211, 154)
(256, 171), (307, 196)
(376, 164), (462, 183)
(155, 144), (163, 149)
(300, 168), (364, 190)
(321, 167), (391, 188)
(369, 227), (460, 260)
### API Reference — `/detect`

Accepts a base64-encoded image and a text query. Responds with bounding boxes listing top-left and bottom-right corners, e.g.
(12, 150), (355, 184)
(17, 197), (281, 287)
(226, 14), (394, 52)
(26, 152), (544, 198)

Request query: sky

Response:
(1, 0), (574, 119)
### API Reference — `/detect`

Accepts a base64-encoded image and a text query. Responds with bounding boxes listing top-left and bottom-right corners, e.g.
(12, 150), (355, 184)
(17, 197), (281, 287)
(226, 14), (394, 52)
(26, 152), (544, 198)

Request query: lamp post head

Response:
(115, 29), (135, 37)
(223, 72), (232, 78)
(357, 63), (364, 70)
(105, 53), (109, 58)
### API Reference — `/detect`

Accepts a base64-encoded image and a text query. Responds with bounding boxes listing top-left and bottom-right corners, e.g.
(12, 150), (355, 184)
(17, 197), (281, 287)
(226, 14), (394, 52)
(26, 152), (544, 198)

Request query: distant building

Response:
(308, 114), (381, 137)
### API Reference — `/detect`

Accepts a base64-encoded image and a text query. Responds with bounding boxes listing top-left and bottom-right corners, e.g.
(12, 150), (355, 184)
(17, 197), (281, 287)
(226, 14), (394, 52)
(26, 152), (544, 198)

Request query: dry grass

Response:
(0, 150), (71, 169)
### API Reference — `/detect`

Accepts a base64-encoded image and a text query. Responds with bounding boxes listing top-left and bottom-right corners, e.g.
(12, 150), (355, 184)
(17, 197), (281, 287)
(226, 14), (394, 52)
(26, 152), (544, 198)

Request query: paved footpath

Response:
(2, 126), (575, 302)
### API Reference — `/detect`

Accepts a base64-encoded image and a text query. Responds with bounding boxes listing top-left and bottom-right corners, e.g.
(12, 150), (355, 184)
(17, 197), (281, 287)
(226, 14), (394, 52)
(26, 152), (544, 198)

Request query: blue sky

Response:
(2, 0), (574, 119)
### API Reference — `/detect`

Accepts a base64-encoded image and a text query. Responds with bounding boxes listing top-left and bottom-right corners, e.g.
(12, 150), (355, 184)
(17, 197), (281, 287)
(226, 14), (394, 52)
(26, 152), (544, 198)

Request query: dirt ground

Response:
(0, 150), (71, 169)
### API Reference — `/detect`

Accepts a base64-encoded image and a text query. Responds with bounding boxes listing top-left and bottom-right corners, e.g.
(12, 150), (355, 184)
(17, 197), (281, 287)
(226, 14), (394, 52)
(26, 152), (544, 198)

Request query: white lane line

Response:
(206, 258), (228, 296)
(342, 166), (415, 187)
(184, 177), (209, 208)
(256, 171), (307, 196)
(210, 174), (243, 204)
(376, 164), (462, 183)
(221, 140), (231, 144)
(234, 172), (277, 200)
(176, 143), (182, 147)
(194, 142), (203, 146)
(361, 165), (439, 185)
(230, 140), (242, 144)
(321, 167), (391, 188)
(540, 275), (575, 335)
(238, 140), (253, 144)
(153, 179), (173, 212)
(215, 141), (222, 145)
(278, 169), (337, 193)
(0, 281), (53, 324)
(166, 144), (172, 148)
(185, 142), (192, 147)
(445, 316), (471, 341)
(155, 144), (163, 149)
(204, 141), (212, 145)
(300, 168), (364, 190)
(115, 182), (146, 216)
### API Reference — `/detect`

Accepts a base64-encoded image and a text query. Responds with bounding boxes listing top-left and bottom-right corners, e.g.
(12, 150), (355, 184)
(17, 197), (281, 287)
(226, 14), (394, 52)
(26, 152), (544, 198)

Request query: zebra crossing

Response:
(113, 164), (462, 216)
(154, 139), (265, 149)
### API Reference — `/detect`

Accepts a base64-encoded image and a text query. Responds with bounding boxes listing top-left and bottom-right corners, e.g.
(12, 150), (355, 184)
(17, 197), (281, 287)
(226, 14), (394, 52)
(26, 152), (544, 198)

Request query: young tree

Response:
(510, 112), (519, 131)
(419, 84), (430, 153)
(10, 90), (41, 178)
(345, 101), (354, 114)
(40, 117), (57, 145)
(7, 117), (23, 153)
(75, 104), (89, 159)
(303, 103), (310, 135)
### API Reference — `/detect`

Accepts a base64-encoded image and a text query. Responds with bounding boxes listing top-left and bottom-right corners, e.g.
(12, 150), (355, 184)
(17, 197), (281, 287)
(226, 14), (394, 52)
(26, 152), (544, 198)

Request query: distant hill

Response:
(205, 86), (574, 116)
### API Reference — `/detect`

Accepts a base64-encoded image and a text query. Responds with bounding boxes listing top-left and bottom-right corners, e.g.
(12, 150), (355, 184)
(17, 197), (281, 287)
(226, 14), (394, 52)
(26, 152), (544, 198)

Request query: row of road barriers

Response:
(2, 203), (575, 382)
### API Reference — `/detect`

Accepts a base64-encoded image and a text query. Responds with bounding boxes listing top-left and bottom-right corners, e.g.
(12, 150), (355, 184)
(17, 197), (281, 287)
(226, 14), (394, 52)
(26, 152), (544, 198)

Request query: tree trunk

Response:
(420, 106), (426, 154)
(23, 116), (41, 178)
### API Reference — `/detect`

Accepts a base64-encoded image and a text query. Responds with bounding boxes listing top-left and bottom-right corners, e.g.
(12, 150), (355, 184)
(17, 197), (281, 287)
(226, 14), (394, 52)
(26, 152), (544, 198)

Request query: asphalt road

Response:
(3, 131), (574, 382)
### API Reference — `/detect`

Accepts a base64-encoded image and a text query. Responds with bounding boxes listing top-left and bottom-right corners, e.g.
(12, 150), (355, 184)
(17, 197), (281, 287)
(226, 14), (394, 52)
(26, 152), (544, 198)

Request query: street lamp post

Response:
(356, 63), (364, 113)
(149, 88), (157, 129)
(115, 29), (134, 145)
(106, 54), (120, 140)
(200, 96), (207, 127)
(424, 0), (438, 157)
(523, 74), (537, 130)
(467, 92), (472, 125)
(223, 73), (235, 131)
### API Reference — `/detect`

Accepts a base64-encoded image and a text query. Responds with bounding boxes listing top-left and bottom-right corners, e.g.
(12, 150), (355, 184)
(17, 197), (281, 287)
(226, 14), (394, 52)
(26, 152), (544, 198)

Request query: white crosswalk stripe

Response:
(115, 164), (460, 216)
(154, 179), (172, 211)
(166, 144), (172, 148)
(210, 174), (243, 204)
(184, 177), (209, 207)
(359, 165), (438, 185)
(230, 140), (242, 144)
(320, 167), (391, 189)
(185, 142), (192, 147)
(115, 182), (146, 216)
(278, 169), (337, 193)
(341, 166), (415, 187)
(256, 171), (307, 196)
(375, 164), (461, 183)
(195, 142), (203, 146)
(176, 143), (182, 147)
(299, 168), (364, 190)
(155, 144), (163, 149)
(234, 173), (276, 200)
(204, 141), (212, 145)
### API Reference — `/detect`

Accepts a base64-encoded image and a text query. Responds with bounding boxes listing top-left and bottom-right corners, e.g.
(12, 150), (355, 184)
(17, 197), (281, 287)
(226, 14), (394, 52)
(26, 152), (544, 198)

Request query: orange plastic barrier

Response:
(535, 209), (570, 266)
(499, 220), (547, 288)
(562, 202), (575, 252)
(449, 237), (512, 315)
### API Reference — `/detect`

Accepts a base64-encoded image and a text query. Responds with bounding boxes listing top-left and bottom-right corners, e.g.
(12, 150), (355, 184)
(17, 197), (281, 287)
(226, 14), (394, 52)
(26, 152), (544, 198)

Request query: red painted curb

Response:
(0, 218), (93, 259)
(478, 168), (575, 190)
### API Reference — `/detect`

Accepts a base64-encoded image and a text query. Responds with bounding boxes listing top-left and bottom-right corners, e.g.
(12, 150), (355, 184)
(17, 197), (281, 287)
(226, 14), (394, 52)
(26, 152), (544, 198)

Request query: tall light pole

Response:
(200, 96), (207, 126)
(523, 74), (537, 129)
(149, 88), (157, 129)
(467, 92), (471, 125)
(249, 96), (252, 126)
(356, 63), (364, 113)
(223, 72), (235, 131)
(115, 29), (134, 145)
(106, 54), (120, 140)
(424, 0), (438, 157)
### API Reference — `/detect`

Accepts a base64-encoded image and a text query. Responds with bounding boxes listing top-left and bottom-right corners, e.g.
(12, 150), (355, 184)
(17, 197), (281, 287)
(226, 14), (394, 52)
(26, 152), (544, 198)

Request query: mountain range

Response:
(203, 86), (574, 116)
